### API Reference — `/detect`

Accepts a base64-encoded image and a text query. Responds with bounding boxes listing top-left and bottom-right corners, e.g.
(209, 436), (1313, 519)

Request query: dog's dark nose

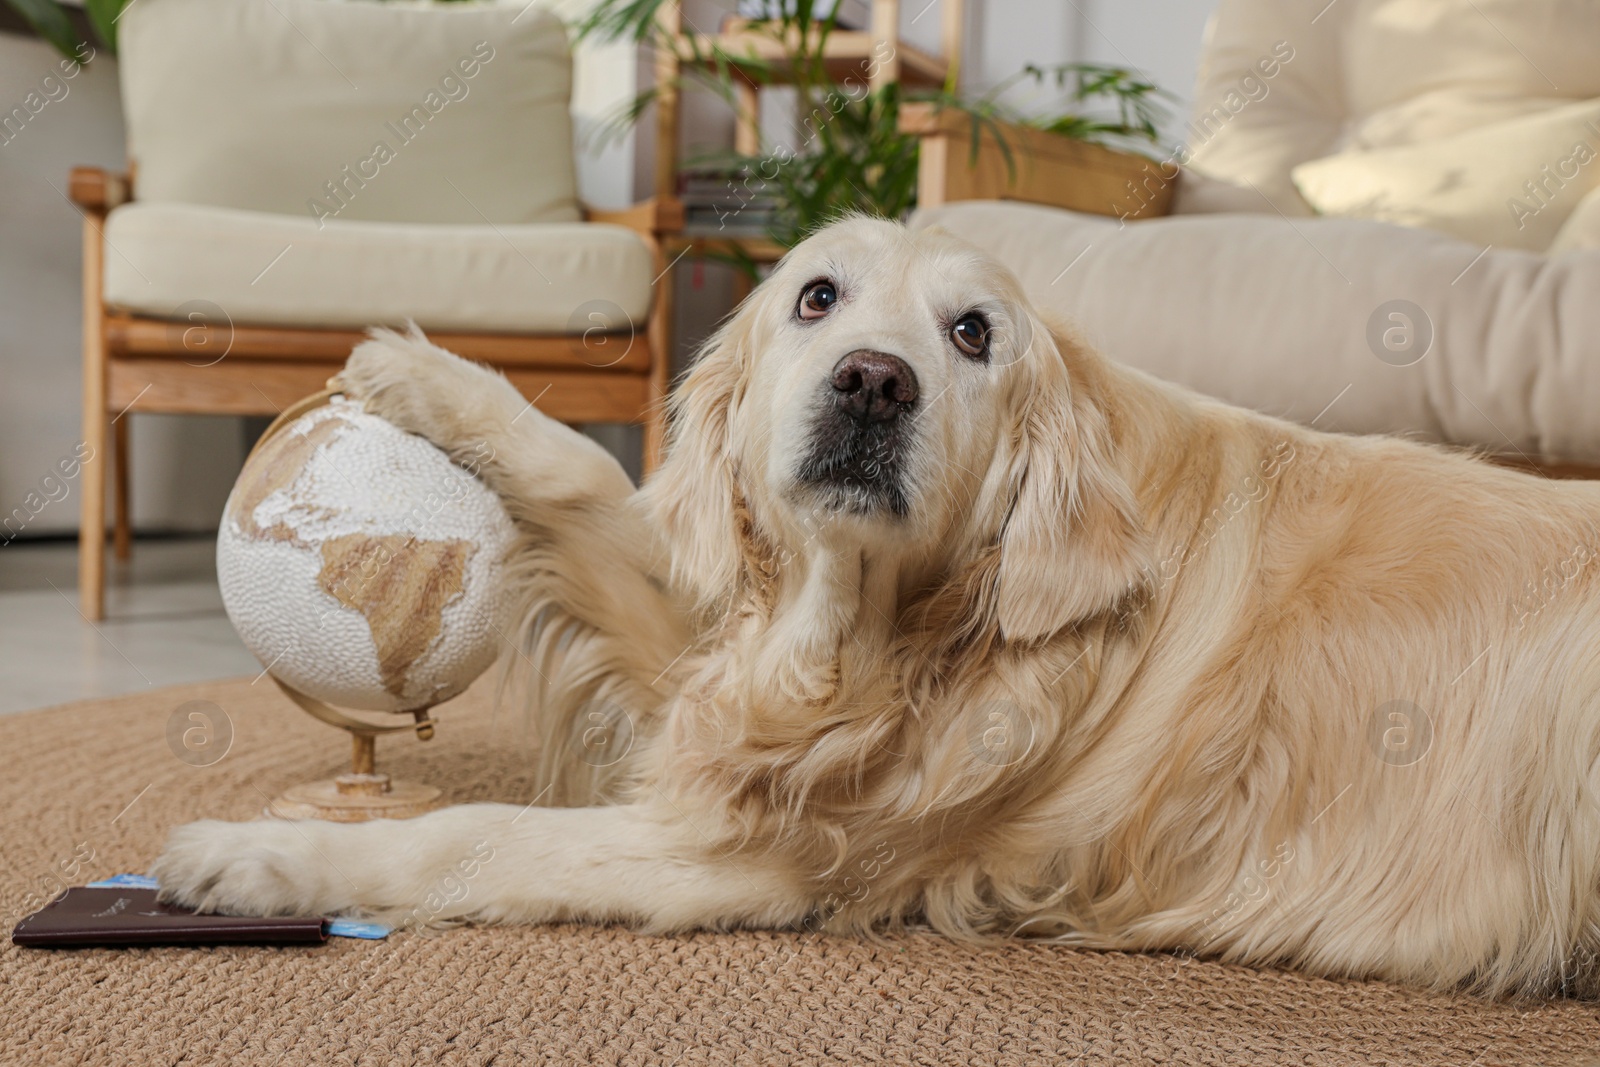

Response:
(829, 350), (919, 422)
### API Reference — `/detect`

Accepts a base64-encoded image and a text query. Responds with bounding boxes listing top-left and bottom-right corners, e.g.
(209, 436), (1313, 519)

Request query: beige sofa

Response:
(914, 0), (1600, 465)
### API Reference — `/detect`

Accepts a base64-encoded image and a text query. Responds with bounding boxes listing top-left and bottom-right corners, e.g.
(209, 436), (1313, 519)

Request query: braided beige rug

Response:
(3, 677), (1598, 1066)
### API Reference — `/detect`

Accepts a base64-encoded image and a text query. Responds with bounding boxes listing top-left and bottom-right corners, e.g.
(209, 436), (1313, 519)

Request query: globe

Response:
(217, 395), (516, 714)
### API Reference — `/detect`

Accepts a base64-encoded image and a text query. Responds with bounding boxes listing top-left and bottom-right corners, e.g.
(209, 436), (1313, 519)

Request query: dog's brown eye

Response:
(799, 280), (838, 320)
(951, 315), (989, 358)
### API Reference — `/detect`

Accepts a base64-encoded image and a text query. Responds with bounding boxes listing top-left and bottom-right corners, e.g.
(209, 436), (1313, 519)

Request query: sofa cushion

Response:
(912, 200), (1600, 462)
(1343, 0), (1600, 150)
(1178, 0), (1600, 220)
(119, 0), (579, 226)
(102, 202), (654, 333)
(1177, 0), (1342, 215)
(1291, 99), (1600, 252)
(1550, 187), (1600, 254)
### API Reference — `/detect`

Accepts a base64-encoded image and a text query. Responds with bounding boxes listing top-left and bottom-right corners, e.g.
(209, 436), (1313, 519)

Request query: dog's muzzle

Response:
(794, 350), (918, 516)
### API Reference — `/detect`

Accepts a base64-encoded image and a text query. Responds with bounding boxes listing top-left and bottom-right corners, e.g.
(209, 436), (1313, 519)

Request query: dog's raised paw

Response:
(334, 328), (517, 453)
(334, 331), (452, 431)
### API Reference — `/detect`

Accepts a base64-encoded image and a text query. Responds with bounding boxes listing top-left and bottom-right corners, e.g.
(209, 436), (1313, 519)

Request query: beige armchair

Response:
(72, 0), (676, 619)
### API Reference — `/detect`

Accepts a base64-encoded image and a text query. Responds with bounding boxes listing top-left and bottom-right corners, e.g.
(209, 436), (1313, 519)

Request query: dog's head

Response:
(643, 217), (1147, 642)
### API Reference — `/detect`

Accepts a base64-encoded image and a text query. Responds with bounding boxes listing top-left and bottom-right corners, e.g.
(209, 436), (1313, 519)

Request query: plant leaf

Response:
(4, 0), (82, 60)
(575, 0), (669, 42)
(82, 0), (124, 53)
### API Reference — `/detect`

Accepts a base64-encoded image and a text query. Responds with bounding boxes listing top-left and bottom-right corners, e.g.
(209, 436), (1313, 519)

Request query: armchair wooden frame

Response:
(69, 166), (680, 620)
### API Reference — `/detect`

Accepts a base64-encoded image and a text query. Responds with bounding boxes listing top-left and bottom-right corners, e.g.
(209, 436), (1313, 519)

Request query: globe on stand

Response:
(216, 389), (516, 821)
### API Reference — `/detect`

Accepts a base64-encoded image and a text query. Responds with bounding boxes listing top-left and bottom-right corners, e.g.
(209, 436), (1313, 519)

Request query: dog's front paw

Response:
(334, 326), (515, 452)
(151, 819), (356, 917)
(334, 327), (462, 439)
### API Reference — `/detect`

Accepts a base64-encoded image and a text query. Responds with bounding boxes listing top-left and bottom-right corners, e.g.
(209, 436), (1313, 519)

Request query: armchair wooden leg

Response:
(112, 416), (131, 562)
(80, 422), (108, 621)
(79, 213), (108, 621)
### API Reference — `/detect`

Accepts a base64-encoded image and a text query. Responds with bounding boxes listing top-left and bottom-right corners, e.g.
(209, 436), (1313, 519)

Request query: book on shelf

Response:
(731, 0), (871, 30)
(682, 208), (779, 238)
(678, 167), (782, 236)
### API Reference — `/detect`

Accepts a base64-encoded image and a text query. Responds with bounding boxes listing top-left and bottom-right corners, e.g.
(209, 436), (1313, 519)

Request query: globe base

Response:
(264, 677), (446, 822)
(266, 773), (442, 822)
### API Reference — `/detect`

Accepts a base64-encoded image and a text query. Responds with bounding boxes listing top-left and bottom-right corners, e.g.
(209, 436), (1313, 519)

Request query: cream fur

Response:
(153, 218), (1600, 998)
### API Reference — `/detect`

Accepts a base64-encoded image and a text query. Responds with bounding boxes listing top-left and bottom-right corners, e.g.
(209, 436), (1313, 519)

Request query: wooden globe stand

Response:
(265, 679), (444, 822)
(248, 386), (444, 823)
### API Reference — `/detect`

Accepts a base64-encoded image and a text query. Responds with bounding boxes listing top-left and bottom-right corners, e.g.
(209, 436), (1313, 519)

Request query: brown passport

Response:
(11, 887), (327, 947)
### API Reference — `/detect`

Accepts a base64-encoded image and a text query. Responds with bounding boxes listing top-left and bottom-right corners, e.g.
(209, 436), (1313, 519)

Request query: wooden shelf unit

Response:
(651, 0), (966, 265)
(646, 4), (1176, 269)
(681, 21), (951, 88)
(663, 232), (790, 263)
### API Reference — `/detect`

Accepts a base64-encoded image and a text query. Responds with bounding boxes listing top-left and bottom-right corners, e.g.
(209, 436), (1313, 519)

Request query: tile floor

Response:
(0, 538), (262, 715)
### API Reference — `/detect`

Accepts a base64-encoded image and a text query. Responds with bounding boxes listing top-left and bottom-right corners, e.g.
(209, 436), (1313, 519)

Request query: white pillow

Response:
(1291, 99), (1600, 251)
(1178, 0), (1346, 216)
(1344, 0), (1600, 149)
(1178, 0), (1600, 221)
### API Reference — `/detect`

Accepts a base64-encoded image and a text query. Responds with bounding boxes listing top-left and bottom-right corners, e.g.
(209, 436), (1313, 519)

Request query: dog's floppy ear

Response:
(994, 324), (1148, 642)
(639, 317), (750, 606)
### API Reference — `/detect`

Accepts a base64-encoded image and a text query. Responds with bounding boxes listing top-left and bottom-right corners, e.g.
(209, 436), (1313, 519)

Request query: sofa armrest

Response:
(898, 102), (1176, 221)
(69, 166), (132, 215)
(582, 196), (686, 237)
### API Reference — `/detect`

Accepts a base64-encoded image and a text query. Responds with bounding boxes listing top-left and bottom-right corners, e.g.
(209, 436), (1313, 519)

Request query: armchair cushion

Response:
(912, 199), (1600, 463)
(101, 202), (654, 333)
(119, 0), (580, 226)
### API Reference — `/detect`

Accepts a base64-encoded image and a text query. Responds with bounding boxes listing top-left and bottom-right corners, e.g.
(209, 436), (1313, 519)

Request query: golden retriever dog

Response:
(153, 217), (1600, 999)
